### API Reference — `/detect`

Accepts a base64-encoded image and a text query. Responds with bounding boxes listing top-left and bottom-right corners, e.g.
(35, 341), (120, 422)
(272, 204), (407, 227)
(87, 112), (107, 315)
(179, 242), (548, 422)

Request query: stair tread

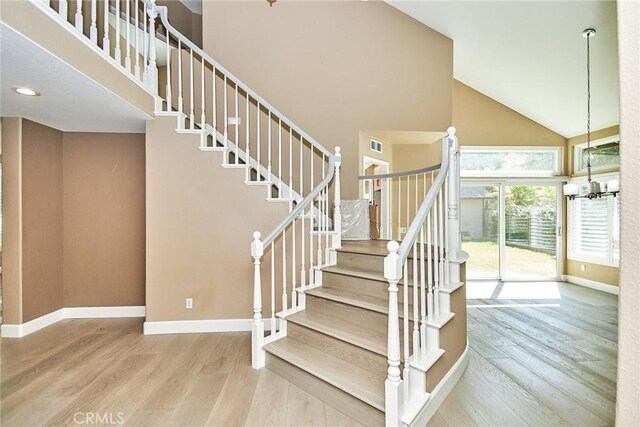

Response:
(322, 265), (419, 286)
(264, 336), (385, 411)
(305, 287), (417, 320)
(285, 304), (388, 356)
(338, 240), (442, 258)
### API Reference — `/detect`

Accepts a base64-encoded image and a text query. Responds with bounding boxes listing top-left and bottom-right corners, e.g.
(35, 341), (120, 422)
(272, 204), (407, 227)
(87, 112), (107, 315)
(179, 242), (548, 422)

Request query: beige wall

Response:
(1, 118), (146, 325)
(146, 116), (289, 321)
(16, 120), (64, 322)
(202, 0), (454, 200)
(2, 118), (25, 325)
(453, 80), (566, 154)
(157, 0), (202, 48)
(62, 132), (146, 307)
(616, 1), (640, 423)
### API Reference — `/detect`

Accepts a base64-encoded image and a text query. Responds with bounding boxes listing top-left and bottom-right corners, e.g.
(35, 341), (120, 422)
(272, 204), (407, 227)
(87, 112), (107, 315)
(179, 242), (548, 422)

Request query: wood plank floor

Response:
(0, 281), (617, 426)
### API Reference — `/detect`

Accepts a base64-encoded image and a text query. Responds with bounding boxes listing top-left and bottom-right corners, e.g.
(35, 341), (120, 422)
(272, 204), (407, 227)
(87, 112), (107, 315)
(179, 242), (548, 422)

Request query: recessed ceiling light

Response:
(12, 87), (41, 97)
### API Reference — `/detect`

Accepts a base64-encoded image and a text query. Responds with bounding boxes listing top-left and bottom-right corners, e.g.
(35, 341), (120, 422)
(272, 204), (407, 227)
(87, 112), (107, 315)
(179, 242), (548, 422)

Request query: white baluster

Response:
(59, 0), (68, 20)
(235, 85), (240, 164)
(245, 95), (250, 181)
(270, 243), (276, 333)
(288, 129), (293, 200)
(406, 176), (410, 239)
(427, 207), (433, 322)
(384, 241), (403, 427)
(102, 0), (110, 54)
(114, 0), (121, 64)
(292, 221), (297, 308)
(189, 49), (194, 128)
(420, 223), (426, 354)
(256, 102), (260, 181)
(200, 59), (206, 130)
(177, 40), (183, 120)
(134, 0), (140, 78)
(413, 239), (419, 358)
(89, 0), (97, 43)
(278, 120), (282, 196)
(251, 231), (265, 369)
(147, 1), (158, 94)
(125, 0), (131, 72)
(433, 187), (440, 318)
(267, 112), (272, 179)
(165, 28), (171, 112)
(403, 260), (410, 403)
(223, 76), (228, 153)
(213, 69), (218, 135)
(397, 178), (401, 240)
(300, 137), (306, 290)
(282, 231), (287, 314)
(334, 146), (342, 249)
(324, 156), (329, 262)
(75, 0), (83, 32)
(142, 3), (147, 79)
(438, 187), (445, 314)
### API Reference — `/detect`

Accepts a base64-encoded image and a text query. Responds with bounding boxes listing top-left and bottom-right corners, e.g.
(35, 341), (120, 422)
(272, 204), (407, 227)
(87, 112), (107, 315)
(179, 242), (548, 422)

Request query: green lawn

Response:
(462, 240), (557, 278)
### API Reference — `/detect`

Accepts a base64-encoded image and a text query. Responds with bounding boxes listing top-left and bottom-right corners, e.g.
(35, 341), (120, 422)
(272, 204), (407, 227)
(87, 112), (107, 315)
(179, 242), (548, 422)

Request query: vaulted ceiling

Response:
(386, 0), (619, 138)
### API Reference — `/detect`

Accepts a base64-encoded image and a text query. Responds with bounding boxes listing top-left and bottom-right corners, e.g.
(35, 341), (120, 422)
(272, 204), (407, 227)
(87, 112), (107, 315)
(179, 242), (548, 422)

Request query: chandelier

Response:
(563, 28), (619, 200)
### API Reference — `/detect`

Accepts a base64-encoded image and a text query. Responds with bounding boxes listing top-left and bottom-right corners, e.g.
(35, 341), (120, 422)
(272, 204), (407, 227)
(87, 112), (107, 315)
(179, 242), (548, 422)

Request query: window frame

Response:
(566, 172), (620, 267)
(460, 146), (563, 178)
(573, 135), (620, 174)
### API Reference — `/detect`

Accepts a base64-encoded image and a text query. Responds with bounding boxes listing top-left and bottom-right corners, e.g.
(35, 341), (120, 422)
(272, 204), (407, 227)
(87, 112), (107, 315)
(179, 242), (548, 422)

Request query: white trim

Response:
(1, 306), (146, 338)
(143, 318), (273, 335)
(564, 275), (619, 295)
(404, 339), (470, 426)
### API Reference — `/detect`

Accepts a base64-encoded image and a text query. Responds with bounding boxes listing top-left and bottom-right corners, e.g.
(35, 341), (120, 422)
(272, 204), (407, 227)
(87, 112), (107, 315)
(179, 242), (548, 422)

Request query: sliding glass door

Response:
(461, 181), (562, 281)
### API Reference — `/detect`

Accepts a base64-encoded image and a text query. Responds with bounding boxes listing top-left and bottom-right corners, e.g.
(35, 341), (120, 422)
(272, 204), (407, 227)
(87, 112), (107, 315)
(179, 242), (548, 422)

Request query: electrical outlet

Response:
(185, 298), (193, 309)
(399, 226), (407, 234)
(228, 117), (241, 125)
(580, 264), (587, 272)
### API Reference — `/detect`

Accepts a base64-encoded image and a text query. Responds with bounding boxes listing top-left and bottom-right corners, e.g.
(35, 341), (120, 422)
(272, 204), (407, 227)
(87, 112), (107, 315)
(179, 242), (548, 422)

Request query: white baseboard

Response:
(408, 339), (470, 426)
(564, 275), (619, 295)
(1, 306), (146, 338)
(143, 318), (272, 335)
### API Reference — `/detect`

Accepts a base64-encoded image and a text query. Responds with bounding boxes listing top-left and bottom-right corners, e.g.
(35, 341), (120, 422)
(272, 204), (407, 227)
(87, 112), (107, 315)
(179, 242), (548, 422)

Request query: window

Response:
(370, 139), (383, 153)
(574, 135), (619, 174)
(567, 173), (620, 266)
(460, 147), (561, 177)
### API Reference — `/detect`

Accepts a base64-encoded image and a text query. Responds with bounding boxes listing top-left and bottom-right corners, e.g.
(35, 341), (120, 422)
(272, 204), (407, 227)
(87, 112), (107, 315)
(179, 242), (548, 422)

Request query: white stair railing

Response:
(251, 147), (341, 369)
(383, 127), (461, 426)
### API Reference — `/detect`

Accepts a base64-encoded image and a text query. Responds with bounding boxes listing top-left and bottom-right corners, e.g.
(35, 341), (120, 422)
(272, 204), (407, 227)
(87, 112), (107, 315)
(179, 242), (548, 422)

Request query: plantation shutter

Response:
(573, 197), (609, 258)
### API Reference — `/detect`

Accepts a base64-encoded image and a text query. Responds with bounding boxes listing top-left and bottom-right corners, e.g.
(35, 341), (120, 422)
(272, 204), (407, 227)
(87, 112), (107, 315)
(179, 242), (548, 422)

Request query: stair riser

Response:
(322, 271), (418, 303)
(287, 322), (388, 376)
(265, 354), (385, 426)
(336, 251), (432, 275)
(305, 294), (389, 331)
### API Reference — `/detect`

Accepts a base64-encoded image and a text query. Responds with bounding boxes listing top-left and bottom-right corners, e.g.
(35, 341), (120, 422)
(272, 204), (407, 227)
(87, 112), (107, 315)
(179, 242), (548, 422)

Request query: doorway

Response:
(362, 156), (391, 239)
(460, 181), (562, 281)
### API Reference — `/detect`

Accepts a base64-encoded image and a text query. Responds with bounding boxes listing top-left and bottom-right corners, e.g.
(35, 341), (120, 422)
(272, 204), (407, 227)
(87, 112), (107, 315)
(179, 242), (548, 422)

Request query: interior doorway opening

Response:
(362, 156), (391, 239)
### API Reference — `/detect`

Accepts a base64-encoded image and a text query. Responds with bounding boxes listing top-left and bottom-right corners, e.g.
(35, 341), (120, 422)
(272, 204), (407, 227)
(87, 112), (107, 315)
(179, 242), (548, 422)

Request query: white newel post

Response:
(333, 146), (342, 250)
(384, 241), (404, 427)
(147, 1), (159, 100)
(251, 231), (265, 369)
(446, 127), (461, 285)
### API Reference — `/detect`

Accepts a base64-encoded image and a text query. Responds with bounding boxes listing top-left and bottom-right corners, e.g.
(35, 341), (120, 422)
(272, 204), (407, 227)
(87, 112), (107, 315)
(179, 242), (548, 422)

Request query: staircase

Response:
(34, 0), (469, 425)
